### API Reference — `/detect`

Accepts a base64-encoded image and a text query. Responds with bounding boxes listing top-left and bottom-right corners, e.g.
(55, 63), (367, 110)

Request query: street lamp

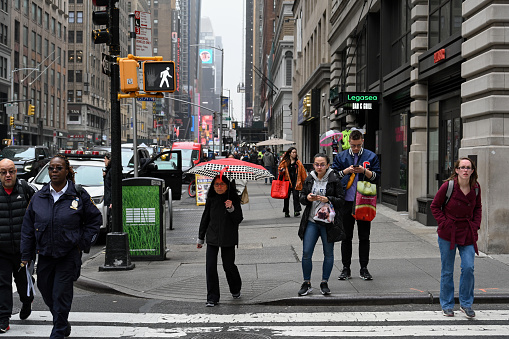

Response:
(190, 44), (224, 155)
(9, 67), (39, 144)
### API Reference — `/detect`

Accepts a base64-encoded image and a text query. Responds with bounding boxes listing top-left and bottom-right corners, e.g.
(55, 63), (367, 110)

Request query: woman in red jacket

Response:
(278, 147), (307, 218)
(430, 157), (482, 319)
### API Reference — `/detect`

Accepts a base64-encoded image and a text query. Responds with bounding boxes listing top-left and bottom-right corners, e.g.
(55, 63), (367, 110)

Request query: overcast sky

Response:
(201, 0), (245, 123)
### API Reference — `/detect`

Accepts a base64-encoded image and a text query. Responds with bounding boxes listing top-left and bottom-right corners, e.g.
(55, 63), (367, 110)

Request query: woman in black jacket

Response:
(197, 175), (243, 307)
(297, 153), (345, 296)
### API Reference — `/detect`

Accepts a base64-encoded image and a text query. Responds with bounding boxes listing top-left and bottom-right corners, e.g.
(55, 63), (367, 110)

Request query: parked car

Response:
(90, 145), (151, 177)
(0, 145), (51, 179)
(29, 156), (108, 233)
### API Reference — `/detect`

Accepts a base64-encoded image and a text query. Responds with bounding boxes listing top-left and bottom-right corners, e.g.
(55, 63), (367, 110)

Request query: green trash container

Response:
(122, 177), (166, 260)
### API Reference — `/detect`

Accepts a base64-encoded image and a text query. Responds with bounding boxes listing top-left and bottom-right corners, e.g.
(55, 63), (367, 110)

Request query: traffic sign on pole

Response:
(142, 61), (175, 92)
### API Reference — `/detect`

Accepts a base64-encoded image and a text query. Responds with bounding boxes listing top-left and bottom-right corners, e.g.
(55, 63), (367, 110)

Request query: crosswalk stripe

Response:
(5, 324), (509, 338)
(22, 310), (509, 323)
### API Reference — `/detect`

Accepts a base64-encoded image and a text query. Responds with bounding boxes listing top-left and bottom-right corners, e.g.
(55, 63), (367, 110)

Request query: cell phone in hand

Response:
(353, 164), (359, 167)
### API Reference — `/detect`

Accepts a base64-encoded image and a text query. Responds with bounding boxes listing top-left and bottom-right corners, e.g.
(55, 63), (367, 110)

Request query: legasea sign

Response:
(340, 92), (380, 110)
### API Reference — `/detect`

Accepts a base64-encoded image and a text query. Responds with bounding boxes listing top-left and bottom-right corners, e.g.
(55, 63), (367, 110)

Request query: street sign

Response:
(135, 11), (152, 57)
(6, 104), (17, 115)
(102, 53), (110, 75)
(143, 61), (175, 92)
(136, 97), (156, 101)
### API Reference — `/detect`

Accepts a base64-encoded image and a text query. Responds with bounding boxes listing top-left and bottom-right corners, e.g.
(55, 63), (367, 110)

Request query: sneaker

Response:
(442, 309), (454, 317)
(232, 292), (241, 299)
(338, 267), (351, 280)
(320, 282), (331, 295)
(294, 211), (301, 217)
(206, 301), (218, 307)
(64, 321), (71, 337)
(285, 213), (290, 218)
(360, 267), (373, 280)
(460, 306), (475, 318)
(298, 281), (312, 296)
(0, 322), (9, 333)
(19, 302), (32, 320)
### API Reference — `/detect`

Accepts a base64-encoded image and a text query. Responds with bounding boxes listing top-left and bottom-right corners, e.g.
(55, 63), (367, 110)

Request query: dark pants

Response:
(0, 254), (34, 323)
(37, 250), (81, 339)
(283, 185), (301, 214)
(341, 201), (371, 268)
(205, 245), (242, 303)
(264, 166), (274, 184)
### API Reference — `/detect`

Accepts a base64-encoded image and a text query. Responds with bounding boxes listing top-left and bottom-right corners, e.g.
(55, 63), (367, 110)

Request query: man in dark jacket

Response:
(331, 129), (381, 281)
(262, 148), (275, 184)
(0, 159), (36, 333)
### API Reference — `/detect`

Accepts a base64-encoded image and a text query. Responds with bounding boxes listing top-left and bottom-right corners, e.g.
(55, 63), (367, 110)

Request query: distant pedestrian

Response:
(430, 157), (482, 318)
(262, 148), (275, 184)
(21, 154), (102, 339)
(197, 175), (243, 307)
(0, 159), (36, 334)
(297, 154), (344, 296)
(278, 147), (307, 218)
(331, 129), (380, 281)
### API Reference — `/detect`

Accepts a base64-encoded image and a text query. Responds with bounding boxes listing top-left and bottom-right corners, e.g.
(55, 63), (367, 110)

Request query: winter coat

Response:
(430, 178), (482, 254)
(21, 180), (102, 260)
(331, 148), (381, 190)
(262, 152), (275, 167)
(278, 159), (307, 190)
(0, 179), (35, 257)
(198, 189), (243, 247)
(298, 170), (345, 243)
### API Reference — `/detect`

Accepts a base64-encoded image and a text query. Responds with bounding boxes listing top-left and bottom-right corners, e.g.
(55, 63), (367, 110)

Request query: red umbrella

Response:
(187, 158), (273, 180)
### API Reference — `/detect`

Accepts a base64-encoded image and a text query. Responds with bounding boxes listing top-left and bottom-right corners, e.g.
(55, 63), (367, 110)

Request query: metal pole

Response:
(219, 48), (224, 156)
(129, 13), (138, 177)
(10, 71), (14, 145)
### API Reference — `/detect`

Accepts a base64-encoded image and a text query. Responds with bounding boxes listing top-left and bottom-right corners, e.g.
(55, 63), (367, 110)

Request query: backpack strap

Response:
(442, 180), (454, 209)
(19, 179), (35, 203)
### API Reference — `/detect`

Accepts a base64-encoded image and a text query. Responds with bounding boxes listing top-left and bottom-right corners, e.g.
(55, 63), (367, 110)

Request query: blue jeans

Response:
(438, 236), (475, 310)
(302, 221), (334, 281)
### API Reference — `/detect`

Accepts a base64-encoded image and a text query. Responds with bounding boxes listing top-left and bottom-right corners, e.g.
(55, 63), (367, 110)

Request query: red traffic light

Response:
(92, 0), (108, 6)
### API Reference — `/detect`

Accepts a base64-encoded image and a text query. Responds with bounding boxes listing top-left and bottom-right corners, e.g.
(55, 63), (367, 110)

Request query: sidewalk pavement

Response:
(77, 180), (509, 306)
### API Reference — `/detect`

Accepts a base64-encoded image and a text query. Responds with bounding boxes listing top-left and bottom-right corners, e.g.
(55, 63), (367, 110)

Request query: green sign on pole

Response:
(122, 178), (165, 260)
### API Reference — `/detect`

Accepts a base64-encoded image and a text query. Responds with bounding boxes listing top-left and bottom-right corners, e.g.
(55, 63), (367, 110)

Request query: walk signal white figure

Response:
(160, 67), (173, 88)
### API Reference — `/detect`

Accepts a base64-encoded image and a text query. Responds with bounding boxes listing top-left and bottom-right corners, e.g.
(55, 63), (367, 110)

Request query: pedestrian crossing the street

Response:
(5, 310), (509, 337)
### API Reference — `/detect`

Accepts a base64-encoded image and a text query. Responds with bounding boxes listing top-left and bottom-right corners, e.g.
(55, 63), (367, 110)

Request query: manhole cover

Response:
(191, 334), (271, 339)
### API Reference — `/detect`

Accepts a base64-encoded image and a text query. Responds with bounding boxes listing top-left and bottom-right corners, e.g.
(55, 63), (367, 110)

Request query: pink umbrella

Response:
(320, 130), (343, 147)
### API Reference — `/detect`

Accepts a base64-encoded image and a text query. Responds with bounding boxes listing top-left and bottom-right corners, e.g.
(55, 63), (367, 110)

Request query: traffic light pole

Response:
(99, 0), (134, 271)
(129, 13), (139, 177)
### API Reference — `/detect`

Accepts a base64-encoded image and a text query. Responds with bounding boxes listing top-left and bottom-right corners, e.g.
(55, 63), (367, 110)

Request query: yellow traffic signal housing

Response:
(119, 58), (139, 93)
(28, 104), (35, 116)
(9, 116), (14, 126)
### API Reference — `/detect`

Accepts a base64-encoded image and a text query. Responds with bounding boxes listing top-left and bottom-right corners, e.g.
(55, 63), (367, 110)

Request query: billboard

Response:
(199, 49), (213, 64)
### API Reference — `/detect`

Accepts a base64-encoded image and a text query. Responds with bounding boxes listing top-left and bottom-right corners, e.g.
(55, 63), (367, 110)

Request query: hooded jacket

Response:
(298, 169), (345, 243)
(198, 179), (243, 247)
(21, 180), (102, 260)
(331, 148), (381, 190)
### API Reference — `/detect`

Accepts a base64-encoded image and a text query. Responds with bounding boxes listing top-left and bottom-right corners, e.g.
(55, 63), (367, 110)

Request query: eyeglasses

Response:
(458, 166), (472, 171)
(48, 166), (64, 172)
(313, 163), (327, 167)
(214, 182), (226, 187)
(350, 144), (363, 149)
(0, 170), (15, 176)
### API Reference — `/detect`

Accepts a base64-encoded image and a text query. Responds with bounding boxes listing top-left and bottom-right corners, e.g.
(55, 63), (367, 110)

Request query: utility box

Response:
(119, 58), (139, 93)
(122, 177), (166, 260)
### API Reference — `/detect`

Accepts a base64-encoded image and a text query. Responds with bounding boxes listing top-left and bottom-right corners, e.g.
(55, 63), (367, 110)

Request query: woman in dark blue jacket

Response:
(21, 154), (102, 339)
(197, 175), (243, 307)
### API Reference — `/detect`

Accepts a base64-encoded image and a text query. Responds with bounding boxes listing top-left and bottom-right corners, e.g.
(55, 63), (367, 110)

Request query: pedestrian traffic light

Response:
(118, 57), (139, 93)
(91, 0), (119, 53)
(143, 61), (176, 93)
(9, 117), (14, 126)
(232, 122), (236, 129)
(28, 104), (35, 116)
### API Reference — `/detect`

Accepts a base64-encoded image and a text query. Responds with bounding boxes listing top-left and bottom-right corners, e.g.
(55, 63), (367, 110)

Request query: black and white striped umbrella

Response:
(187, 158), (274, 180)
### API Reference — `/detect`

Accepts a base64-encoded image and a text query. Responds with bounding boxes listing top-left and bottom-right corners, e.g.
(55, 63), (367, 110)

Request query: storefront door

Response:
(438, 106), (461, 184)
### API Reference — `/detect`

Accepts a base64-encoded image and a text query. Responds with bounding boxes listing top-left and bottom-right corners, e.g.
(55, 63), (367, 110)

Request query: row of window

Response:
(0, 23), (7, 46)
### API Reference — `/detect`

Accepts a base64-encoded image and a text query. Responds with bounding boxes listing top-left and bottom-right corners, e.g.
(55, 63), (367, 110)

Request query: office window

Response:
(15, 21), (20, 43)
(76, 50), (83, 63)
(37, 6), (42, 25)
(44, 12), (49, 30)
(68, 50), (74, 63)
(51, 69), (55, 87)
(0, 24), (7, 46)
(76, 30), (82, 43)
(51, 42), (55, 60)
(23, 0), (28, 16)
(31, 3), (36, 22)
(63, 51), (66, 67)
(50, 96), (54, 127)
(51, 18), (55, 34)
(68, 12), (74, 23)
(57, 72), (61, 89)
(57, 47), (61, 64)
(429, 0), (462, 47)
(77, 11), (83, 23)
(44, 39), (48, 57)
(15, 0), (20, 10)
(75, 70), (82, 82)
(76, 90), (82, 102)
(67, 90), (74, 102)
(37, 34), (42, 55)
(23, 26), (28, 46)
(57, 22), (61, 38)
(68, 70), (74, 82)
(68, 30), (74, 43)
(64, 27), (66, 42)
(31, 31), (36, 51)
